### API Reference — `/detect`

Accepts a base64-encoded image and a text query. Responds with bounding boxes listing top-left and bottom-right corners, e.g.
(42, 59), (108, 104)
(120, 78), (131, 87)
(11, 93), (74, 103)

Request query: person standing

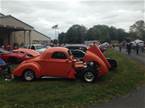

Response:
(136, 44), (139, 55)
(141, 44), (144, 53)
(119, 42), (122, 52)
(31, 45), (35, 50)
(126, 42), (132, 55)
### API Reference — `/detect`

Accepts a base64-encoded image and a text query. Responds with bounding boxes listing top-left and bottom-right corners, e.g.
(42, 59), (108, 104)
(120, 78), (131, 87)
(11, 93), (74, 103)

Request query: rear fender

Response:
(13, 62), (41, 78)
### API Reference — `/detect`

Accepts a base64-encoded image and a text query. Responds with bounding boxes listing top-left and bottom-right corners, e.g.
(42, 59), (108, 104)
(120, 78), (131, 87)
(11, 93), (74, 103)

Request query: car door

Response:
(46, 52), (72, 77)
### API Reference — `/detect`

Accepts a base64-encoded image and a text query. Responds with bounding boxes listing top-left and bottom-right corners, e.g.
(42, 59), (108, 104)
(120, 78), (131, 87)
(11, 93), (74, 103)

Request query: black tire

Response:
(23, 70), (35, 81)
(107, 59), (117, 70)
(81, 69), (97, 83)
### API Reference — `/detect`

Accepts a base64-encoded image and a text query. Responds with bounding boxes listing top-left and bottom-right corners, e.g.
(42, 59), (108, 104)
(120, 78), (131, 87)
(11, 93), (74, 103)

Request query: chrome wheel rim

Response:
(84, 71), (94, 82)
(24, 71), (34, 81)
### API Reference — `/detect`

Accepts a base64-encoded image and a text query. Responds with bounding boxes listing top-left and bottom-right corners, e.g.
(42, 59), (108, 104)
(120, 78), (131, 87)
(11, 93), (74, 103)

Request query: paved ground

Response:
(90, 47), (145, 108)
(119, 47), (145, 65)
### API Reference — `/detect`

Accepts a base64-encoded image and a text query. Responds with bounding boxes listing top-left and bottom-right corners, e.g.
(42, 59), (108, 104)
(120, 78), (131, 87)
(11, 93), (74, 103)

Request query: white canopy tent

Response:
(134, 39), (144, 43)
(131, 39), (144, 47)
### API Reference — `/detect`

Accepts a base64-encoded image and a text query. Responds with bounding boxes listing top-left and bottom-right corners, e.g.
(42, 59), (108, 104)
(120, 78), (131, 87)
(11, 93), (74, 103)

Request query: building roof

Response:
(0, 13), (5, 17)
(0, 15), (34, 29)
(0, 13), (51, 39)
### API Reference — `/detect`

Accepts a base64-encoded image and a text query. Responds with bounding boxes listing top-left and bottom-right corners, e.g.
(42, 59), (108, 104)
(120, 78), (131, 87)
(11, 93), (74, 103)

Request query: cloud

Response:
(0, 0), (144, 39)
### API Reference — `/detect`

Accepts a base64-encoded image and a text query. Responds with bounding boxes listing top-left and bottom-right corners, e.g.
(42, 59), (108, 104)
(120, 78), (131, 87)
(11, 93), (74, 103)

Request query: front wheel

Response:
(107, 59), (117, 70)
(81, 70), (96, 83)
(23, 70), (35, 81)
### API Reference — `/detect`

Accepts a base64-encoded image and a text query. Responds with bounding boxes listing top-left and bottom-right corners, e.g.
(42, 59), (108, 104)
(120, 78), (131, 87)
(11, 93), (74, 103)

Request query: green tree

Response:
(65, 25), (87, 44)
(59, 24), (129, 43)
(109, 26), (118, 40)
(117, 28), (128, 42)
(129, 20), (145, 40)
(58, 32), (66, 44)
(86, 25), (111, 42)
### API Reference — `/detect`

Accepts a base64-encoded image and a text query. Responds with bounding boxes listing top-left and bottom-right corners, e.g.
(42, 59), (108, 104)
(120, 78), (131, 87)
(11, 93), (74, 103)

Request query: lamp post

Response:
(52, 25), (58, 39)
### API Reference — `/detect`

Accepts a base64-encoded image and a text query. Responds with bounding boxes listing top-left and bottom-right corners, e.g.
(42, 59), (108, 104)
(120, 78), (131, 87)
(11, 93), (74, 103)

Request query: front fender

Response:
(84, 51), (109, 76)
(88, 46), (111, 69)
(12, 62), (41, 78)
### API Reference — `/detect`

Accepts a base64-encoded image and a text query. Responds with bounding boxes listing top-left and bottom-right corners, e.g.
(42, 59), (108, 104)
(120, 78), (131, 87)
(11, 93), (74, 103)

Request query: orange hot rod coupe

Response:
(12, 47), (101, 83)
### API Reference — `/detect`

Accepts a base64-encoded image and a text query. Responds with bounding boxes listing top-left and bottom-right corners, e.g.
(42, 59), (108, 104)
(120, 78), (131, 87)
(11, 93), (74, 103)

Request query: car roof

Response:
(40, 47), (69, 59)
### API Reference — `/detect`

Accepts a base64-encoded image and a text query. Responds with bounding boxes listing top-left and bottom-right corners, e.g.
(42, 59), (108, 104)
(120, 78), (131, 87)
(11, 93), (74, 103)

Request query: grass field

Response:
(0, 49), (145, 108)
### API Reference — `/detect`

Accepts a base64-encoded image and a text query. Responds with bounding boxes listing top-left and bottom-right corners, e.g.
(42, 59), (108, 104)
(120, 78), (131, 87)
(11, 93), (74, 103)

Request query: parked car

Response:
(65, 44), (117, 71)
(13, 48), (40, 57)
(35, 46), (51, 53)
(65, 44), (88, 52)
(12, 47), (98, 83)
(0, 58), (7, 73)
(65, 43), (108, 53)
(25, 44), (45, 50)
(0, 48), (40, 64)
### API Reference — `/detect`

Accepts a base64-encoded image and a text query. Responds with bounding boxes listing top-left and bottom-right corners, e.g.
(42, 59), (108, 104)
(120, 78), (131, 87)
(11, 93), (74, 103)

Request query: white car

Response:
(36, 46), (51, 53)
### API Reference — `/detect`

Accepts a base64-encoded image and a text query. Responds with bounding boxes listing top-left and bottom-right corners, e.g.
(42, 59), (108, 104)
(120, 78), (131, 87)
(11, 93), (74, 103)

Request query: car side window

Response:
(51, 52), (67, 59)
(20, 51), (25, 54)
(26, 54), (33, 58)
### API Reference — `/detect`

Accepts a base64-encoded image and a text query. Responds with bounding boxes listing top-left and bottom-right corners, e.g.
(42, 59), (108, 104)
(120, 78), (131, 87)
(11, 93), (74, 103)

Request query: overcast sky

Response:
(0, 0), (144, 39)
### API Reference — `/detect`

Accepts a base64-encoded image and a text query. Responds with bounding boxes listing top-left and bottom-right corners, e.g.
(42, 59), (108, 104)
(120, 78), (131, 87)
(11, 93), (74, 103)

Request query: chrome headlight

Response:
(88, 62), (94, 66)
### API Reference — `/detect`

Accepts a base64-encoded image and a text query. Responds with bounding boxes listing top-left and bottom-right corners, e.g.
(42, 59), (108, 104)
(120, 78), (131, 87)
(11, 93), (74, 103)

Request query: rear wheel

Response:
(23, 70), (35, 81)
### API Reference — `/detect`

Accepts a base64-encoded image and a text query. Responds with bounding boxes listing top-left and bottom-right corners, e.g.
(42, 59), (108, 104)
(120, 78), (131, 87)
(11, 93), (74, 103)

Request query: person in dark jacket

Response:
(31, 45), (35, 50)
(136, 44), (139, 55)
(0, 58), (11, 79)
(126, 43), (132, 55)
(119, 42), (122, 52)
(0, 58), (6, 75)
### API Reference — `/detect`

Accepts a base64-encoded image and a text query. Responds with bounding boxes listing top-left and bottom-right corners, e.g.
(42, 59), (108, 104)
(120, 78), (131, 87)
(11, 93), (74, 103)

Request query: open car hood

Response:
(88, 45), (111, 69)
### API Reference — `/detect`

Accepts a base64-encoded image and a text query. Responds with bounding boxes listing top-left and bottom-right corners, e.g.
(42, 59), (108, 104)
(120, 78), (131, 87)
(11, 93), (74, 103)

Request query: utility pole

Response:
(52, 25), (58, 39)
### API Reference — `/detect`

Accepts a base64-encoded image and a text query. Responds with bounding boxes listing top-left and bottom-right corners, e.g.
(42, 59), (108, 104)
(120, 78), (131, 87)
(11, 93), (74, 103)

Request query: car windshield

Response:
(68, 50), (72, 56)
(0, 49), (10, 54)
(71, 50), (85, 58)
(35, 46), (43, 49)
(66, 46), (87, 52)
